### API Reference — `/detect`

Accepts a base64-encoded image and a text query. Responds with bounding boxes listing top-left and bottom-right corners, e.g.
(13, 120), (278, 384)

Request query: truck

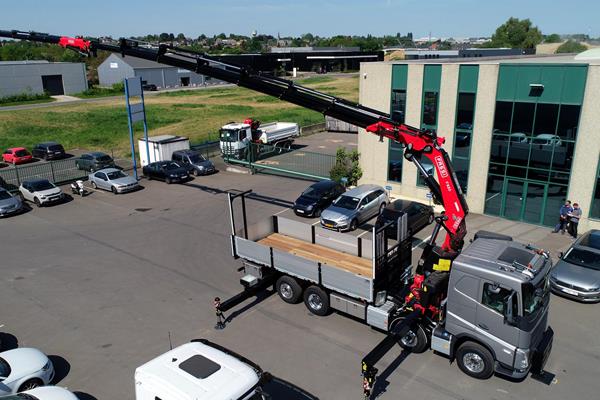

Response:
(220, 118), (300, 159)
(0, 30), (554, 397)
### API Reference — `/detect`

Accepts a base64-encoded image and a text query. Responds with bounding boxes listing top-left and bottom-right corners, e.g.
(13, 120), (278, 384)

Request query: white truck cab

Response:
(135, 340), (262, 400)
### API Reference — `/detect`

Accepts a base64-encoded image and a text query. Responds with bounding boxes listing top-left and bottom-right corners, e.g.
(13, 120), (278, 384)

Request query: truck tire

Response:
(276, 276), (302, 304)
(456, 341), (495, 379)
(303, 286), (330, 316)
(396, 321), (429, 353)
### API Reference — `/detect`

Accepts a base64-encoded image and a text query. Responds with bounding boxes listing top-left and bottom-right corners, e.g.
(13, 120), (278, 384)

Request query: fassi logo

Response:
(435, 156), (448, 178)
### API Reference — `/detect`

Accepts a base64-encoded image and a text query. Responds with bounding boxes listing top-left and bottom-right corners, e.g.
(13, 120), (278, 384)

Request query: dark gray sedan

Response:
(551, 230), (600, 302)
(0, 188), (23, 217)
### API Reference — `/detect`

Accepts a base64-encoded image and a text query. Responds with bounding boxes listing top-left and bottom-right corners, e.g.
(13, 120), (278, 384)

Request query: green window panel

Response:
(423, 65), (442, 92)
(496, 65), (519, 101)
(458, 65), (479, 93)
(392, 64), (408, 90)
(589, 158), (600, 219)
(515, 66), (542, 101)
(388, 64), (408, 182)
(538, 66), (564, 103)
(561, 66), (588, 105)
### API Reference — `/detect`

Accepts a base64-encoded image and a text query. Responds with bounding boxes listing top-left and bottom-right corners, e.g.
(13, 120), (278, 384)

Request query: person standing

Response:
(568, 203), (582, 239)
(553, 200), (573, 234)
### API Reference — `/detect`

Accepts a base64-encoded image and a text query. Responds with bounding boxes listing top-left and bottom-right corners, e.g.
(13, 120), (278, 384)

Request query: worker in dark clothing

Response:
(568, 203), (582, 239)
(553, 200), (573, 234)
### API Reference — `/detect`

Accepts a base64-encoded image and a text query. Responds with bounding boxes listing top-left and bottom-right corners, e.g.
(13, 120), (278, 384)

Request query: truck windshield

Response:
(220, 129), (239, 142)
(522, 272), (550, 318)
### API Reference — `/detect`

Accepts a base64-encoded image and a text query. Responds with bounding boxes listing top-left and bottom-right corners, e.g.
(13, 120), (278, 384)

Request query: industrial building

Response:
(98, 54), (211, 88)
(358, 51), (600, 232)
(0, 60), (87, 97)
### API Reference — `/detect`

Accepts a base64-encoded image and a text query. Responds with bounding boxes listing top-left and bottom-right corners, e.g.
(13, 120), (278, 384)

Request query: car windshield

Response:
(0, 357), (10, 378)
(189, 154), (206, 163)
(164, 162), (181, 170)
(107, 171), (127, 180)
(563, 248), (600, 271)
(0, 191), (12, 200)
(301, 186), (325, 200)
(48, 145), (63, 151)
(30, 181), (55, 191)
(522, 272), (550, 318)
(334, 196), (360, 210)
(96, 155), (112, 162)
(220, 129), (239, 142)
(15, 150), (29, 157)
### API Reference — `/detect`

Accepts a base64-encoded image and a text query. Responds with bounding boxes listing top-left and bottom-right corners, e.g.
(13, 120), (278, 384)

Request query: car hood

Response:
(321, 206), (355, 221)
(1, 348), (49, 380)
(35, 187), (62, 197)
(194, 160), (215, 169)
(0, 196), (21, 209)
(23, 387), (79, 400)
(111, 176), (138, 186)
(294, 195), (318, 208)
(552, 259), (600, 290)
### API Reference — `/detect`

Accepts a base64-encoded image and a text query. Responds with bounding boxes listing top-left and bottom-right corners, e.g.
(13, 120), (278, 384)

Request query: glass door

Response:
(502, 179), (525, 220)
(501, 179), (548, 224)
(522, 182), (546, 224)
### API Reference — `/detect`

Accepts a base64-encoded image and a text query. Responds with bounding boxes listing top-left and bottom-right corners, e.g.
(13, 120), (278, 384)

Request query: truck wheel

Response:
(276, 276), (302, 304)
(456, 342), (494, 379)
(303, 286), (330, 316)
(397, 322), (429, 353)
(283, 141), (292, 151)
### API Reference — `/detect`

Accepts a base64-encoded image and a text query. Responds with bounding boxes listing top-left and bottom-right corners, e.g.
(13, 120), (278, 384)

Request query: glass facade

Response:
(484, 64), (587, 226)
(388, 65), (408, 183)
(418, 65), (441, 186)
(590, 160), (600, 219)
(453, 65), (479, 193)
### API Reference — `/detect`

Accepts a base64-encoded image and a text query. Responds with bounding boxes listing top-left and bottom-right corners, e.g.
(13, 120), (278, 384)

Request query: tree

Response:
(488, 17), (542, 49)
(176, 33), (186, 42)
(330, 148), (362, 186)
(556, 40), (587, 54)
(544, 33), (561, 43)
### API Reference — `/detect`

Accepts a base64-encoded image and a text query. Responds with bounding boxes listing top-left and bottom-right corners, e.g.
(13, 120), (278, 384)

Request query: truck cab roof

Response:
(135, 341), (261, 400)
(454, 238), (550, 285)
(222, 122), (250, 130)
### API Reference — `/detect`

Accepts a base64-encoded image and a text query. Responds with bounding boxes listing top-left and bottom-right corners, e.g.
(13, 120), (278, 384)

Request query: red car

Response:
(2, 147), (33, 164)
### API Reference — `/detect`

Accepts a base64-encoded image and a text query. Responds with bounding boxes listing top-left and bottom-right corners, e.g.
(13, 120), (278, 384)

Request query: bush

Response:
(76, 82), (125, 98)
(556, 40), (587, 54)
(330, 148), (362, 186)
(0, 92), (50, 105)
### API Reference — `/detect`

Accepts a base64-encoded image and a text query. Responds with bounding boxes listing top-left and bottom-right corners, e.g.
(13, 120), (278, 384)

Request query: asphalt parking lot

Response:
(1, 161), (599, 400)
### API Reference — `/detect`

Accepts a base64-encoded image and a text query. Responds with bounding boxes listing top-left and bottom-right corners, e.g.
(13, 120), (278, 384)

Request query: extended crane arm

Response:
(0, 29), (468, 252)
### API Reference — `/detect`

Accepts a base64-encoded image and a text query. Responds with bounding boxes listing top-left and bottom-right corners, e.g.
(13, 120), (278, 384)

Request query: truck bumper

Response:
(495, 326), (554, 380)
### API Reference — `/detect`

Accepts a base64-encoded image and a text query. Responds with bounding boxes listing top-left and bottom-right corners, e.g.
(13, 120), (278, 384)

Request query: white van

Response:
(135, 340), (263, 400)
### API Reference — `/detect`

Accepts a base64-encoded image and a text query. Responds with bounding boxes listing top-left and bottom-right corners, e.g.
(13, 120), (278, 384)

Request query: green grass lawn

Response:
(0, 75), (358, 155)
(0, 98), (56, 107)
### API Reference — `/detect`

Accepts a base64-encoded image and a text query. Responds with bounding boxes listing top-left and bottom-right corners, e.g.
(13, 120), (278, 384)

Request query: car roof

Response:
(310, 180), (337, 190)
(8, 147), (27, 151)
(343, 184), (383, 199)
(95, 167), (120, 173)
(386, 199), (415, 211)
(38, 141), (59, 146)
(85, 151), (108, 157)
(575, 229), (600, 251)
(173, 149), (197, 155)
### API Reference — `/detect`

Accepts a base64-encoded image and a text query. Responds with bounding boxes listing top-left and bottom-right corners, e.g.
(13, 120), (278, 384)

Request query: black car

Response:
(143, 161), (190, 184)
(32, 141), (66, 160)
(142, 83), (158, 91)
(76, 152), (116, 172)
(293, 180), (345, 218)
(376, 199), (434, 239)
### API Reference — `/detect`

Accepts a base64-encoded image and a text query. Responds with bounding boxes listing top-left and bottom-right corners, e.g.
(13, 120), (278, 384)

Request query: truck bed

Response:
(258, 233), (372, 278)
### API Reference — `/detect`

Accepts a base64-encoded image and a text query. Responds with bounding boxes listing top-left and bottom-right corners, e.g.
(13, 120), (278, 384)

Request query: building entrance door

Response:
(41, 75), (64, 95)
(501, 179), (547, 225)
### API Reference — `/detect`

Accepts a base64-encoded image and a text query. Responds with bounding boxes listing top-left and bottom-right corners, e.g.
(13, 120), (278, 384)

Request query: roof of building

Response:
(0, 60), (83, 66)
(384, 53), (600, 65)
(106, 54), (177, 69)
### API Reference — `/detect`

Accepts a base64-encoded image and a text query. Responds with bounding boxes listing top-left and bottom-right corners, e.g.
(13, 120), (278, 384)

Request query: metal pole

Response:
(139, 77), (151, 167)
(124, 79), (139, 180)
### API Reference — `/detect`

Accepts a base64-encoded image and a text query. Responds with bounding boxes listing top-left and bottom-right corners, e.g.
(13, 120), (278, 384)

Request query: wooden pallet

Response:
(258, 233), (372, 278)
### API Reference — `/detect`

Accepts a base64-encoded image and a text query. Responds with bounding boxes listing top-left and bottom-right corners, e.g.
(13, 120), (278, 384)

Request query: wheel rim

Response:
(279, 283), (293, 299)
(21, 381), (39, 391)
(463, 352), (485, 374)
(400, 330), (417, 348)
(308, 293), (323, 310)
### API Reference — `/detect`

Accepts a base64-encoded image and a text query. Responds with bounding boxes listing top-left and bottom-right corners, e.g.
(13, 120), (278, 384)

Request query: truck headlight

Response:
(515, 349), (530, 369)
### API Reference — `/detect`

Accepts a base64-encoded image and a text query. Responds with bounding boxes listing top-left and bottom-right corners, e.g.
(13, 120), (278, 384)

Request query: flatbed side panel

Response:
(361, 237), (373, 260)
(272, 249), (320, 283)
(277, 216), (313, 242)
(314, 226), (360, 257)
(246, 217), (275, 242)
(321, 264), (373, 302)
(235, 237), (272, 266)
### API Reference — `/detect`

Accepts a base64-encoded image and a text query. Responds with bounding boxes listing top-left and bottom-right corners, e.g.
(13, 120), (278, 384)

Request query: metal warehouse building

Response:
(0, 60), (87, 97)
(98, 54), (209, 88)
(358, 50), (600, 232)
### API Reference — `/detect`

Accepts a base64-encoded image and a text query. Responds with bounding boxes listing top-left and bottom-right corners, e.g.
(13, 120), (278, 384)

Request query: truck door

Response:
(476, 282), (521, 366)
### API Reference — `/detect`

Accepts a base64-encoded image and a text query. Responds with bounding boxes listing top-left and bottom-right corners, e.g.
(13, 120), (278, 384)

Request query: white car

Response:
(1, 386), (79, 400)
(18, 179), (64, 207)
(0, 348), (54, 394)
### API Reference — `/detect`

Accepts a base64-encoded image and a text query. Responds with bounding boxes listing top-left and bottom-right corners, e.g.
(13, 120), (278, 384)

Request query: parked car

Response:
(172, 149), (216, 176)
(2, 148), (32, 165)
(531, 133), (562, 147)
(550, 229), (600, 302)
(293, 180), (345, 218)
(31, 142), (66, 161)
(0, 188), (23, 217)
(3, 387), (80, 400)
(0, 348), (54, 394)
(320, 184), (388, 232)
(18, 179), (64, 207)
(376, 199), (434, 239)
(89, 168), (139, 194)
(75, 152), (115, 172)
(142, 161), (190, 184)
(142, 83), (158, 91)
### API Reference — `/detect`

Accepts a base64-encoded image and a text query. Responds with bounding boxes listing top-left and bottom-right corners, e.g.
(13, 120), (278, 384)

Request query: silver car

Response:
(551, 229), (600, 302)
(320, 184), (388, 231)
(89, 168), (140, 194)
(0, 188), (23, 217)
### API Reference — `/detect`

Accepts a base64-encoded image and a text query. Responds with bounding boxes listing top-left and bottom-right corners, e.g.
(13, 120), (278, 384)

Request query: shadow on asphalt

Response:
(0, 332), (19, 351)
(223, 289), (276, 327)
(73, 392), (98, 400)
(49, 355), (71, 385)
(263, 375), (320, 400)
(369, 349), (411, 399)
(183, 184), (295, 208)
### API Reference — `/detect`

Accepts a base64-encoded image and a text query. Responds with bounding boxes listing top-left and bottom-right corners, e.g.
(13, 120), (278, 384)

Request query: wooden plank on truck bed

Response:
(258, 233), (372, 278)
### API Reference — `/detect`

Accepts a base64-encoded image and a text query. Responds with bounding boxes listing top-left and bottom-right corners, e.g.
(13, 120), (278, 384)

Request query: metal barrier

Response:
(0, 158), (89, 191)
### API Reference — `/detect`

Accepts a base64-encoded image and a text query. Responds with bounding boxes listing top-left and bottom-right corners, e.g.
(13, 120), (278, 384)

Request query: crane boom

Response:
(0, 29), (468, 252)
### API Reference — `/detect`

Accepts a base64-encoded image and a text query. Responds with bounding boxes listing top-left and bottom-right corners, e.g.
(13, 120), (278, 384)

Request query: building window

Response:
(453, 93), (476, 192)
(590, 160), (600, 219)
(388, 141), (404, 183)
(391, 89), (406, 123)
(422, 92), (438, 127)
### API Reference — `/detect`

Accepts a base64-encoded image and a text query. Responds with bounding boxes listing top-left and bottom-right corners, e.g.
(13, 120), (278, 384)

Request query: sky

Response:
(1, 0), (598, 39)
